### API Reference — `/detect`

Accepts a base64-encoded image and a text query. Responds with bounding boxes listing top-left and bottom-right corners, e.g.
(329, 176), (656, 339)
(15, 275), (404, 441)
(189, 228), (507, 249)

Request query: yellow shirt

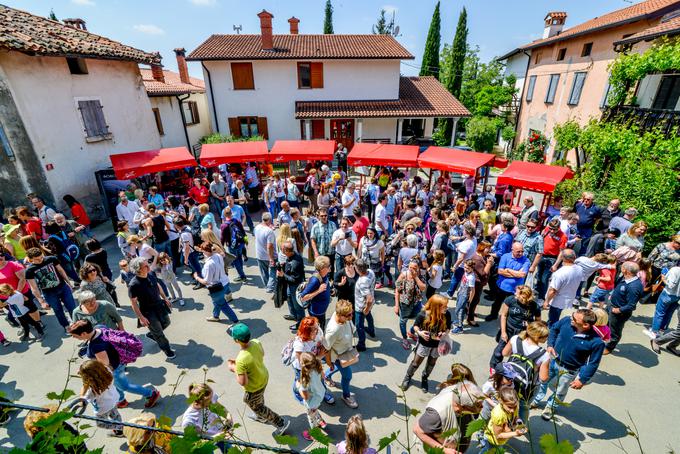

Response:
(479, 210), (497, 238)
(235, 339), (269, 393)
(484, 403), (517, 446)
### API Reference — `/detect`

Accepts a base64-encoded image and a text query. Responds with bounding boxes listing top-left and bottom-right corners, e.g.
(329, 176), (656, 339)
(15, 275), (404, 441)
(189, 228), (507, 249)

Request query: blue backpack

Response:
(49, 231), (80, 262)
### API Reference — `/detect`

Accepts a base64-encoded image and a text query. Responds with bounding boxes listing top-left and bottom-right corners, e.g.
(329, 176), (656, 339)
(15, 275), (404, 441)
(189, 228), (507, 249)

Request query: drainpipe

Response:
(175, 94), (192, 153)
(201, 62), (220, 133)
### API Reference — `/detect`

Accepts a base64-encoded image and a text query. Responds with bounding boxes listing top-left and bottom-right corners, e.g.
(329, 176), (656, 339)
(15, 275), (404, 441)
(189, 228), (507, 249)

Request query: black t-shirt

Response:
(25, 256), (64, 291)
(334, 269), (357, 303)
(151, 215), (169, 243)
(87, 331), (120, 370)
(128, 273), (164, 315)
(414, 311), (452, 348)
(85, 250), (112, 280)
(504, 296), (541, 334)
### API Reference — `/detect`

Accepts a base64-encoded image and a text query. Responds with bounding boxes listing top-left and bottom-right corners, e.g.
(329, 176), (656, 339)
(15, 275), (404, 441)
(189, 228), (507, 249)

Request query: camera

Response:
(345, 231), (351, 239)
(276, 263), (284, 271)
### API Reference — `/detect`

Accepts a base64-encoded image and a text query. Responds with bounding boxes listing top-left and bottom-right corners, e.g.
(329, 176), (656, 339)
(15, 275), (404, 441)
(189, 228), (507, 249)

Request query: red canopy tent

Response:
(417, 146), (495, 174)
(269, 140), (335, 163)
(199, 141), (269, 167)
(109, 147), (196, 180)
(496, 161), (573, 193)
(347, 143), (420, 168)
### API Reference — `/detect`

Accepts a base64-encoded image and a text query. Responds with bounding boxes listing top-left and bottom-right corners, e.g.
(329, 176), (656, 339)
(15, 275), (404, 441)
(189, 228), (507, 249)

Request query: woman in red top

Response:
(188, 178), (209, 204)
(16, 207), (43, 240)
(63, 194), (92, 237)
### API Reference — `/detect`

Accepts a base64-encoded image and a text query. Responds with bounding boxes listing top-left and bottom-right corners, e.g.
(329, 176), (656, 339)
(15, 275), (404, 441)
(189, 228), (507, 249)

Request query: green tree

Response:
(323, 0), (334, 34)
(48, 9), (57, 21)
(419, 1), (441, 79)
(441, 7), (468, 144)
(372, 9), (395, 35)
(465, 116), (499, 152)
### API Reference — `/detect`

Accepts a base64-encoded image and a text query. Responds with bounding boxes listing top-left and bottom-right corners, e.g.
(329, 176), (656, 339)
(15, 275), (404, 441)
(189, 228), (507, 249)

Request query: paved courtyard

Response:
(0, 225), (678, 453)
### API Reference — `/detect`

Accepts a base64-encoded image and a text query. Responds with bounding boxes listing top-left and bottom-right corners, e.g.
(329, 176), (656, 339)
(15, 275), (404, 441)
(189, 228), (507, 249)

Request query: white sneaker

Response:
(642, 328), (657, 340)
(274, 418), (290, 436)
(225, 293), (234, 302)
(179, 299), (185, 306)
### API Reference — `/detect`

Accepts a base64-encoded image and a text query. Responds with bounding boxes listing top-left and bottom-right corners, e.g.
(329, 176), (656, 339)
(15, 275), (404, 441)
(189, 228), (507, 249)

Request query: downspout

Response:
(175, 94), (192, 152)
(202, 62), (220, 133)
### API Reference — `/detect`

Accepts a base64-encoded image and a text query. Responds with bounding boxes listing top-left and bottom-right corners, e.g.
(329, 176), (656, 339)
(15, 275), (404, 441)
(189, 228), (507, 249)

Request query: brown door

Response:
(330, 119), (354, 149)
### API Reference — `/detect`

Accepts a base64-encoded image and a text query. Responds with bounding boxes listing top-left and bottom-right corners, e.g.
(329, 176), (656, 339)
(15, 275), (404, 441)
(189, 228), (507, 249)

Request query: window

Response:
(66, 57), (88, 75)
(0, 122), (15, 160)
(534, 52), (542, 65)
(545, 74), (560, 103)
(77, 99), (110, 139)
(297, 62), (324, 89)
(525, 75), (537, 102)
(231, 62), (254, 90)
(228, 117), (269, 139)
(402, 119), (424, 137)
(182, 101), (200, 125)
(568, 72), (587, 105)
(581, 42), (593, 57)
(600, 79), (612, 108)
(556, 48), (567, 61)
(152, 108), (164, 135)
(652, 75), (680, 110)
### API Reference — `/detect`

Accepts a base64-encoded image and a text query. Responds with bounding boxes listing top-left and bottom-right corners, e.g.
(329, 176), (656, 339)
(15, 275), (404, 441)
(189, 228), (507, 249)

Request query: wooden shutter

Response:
(78, 100), (108, 137)
(228, 117), (241, 137)
(257, 117), (269, 139)
(231, 62), (254, 90)
(311, 119), (324, 139)
(190, 101), (200, 124)
(92, 101), (108, 135)
(311, 62), (324, 89)
(152, 108), (164, 135)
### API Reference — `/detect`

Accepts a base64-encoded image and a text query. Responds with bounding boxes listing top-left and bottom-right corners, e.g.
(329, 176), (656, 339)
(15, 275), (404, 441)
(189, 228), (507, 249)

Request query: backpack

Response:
(281, 338), (295, 367)
(225, 220), (246, 249)
(303, 178), (314, 196)
(100, 328), (143, 365)
(48, 231), (80, 262)
(505, 339), (546, 400)
(295, 273), (321, 310)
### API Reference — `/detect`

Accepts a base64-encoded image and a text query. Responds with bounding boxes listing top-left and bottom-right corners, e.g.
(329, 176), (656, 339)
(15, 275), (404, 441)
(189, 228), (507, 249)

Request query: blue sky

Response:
(10, 0), (634, 78)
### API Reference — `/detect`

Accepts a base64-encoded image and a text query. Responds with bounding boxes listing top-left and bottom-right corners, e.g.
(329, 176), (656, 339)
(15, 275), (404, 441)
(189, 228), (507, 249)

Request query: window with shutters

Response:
(545, 74), (560, 104)
(152, 108), (164, 135)
(297, 62), (323, 89)
(567, 72), (587, 105)
(0, 122), (15, 160)
(77, 99), (111, 141)
(525, 75), (537, 102)
(182, 101), (200, 125)
(231, 62), (254, 90)
(228, 116), (268, 139)
(652, 75), (680, 110)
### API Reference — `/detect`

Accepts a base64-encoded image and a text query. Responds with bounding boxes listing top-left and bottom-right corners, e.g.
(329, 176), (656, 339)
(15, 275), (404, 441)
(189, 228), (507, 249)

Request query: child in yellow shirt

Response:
(481, 387), (527, 452)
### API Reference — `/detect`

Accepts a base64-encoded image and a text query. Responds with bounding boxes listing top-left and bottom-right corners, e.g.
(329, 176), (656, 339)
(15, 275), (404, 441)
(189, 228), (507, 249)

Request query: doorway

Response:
(330, 119), (354, 150)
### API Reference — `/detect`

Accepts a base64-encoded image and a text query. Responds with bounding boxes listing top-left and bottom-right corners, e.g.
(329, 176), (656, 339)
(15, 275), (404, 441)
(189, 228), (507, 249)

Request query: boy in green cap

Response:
(227, 323), (290, 435)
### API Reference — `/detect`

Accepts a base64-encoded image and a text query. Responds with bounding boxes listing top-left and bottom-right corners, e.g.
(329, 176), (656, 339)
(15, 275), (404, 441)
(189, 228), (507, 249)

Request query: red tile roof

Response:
(187, 34), (414, 61)
(516, 0), (680, 51)
(614, 12), (680, 45)
(295, 76), (470, 119)
(139, 68), (205, 96)
(0, 5), (159, 64)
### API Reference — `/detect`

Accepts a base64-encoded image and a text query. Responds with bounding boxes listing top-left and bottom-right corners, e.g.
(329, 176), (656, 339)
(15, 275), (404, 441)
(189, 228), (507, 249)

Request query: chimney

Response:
(63, 18), (87, 30)
(288, 16), (300, 35)
(543, 12), (567, 39)
(150, 56), (165, 83)
(257, 10), (274, 51)
(174, 48), (190, 84)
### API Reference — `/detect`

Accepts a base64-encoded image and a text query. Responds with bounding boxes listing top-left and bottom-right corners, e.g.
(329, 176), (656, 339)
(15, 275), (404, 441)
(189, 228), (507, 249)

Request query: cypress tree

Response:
(323, 0), (334, 34)
(419, 1), (441, 80)
(443, 7), (468, 144)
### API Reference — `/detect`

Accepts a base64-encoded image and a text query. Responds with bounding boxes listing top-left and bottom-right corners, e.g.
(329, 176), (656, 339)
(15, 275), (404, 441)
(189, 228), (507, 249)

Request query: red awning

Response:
(109, 147), (196, 180)
(199, 141), (269, 167)
(269, 140), (335, 162)
(347, 143), (420, 167)
(417, 146), (495, 174)
(492, 157), (509, 169)
(496, 161), (574, 193)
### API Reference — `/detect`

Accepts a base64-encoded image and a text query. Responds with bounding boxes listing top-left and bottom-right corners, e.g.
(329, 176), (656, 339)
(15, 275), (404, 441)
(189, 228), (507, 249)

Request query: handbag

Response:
(337, 347), (359, 368)
(207, 282), (225, 294)
(223, 251), (237, 268)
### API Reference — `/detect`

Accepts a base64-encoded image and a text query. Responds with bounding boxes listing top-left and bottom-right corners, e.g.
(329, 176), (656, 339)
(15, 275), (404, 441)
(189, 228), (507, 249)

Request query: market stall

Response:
(496, 160), (574, 212)
(199, 141), (269, 167)
(417, 146), (496, 191)
(109, 146), (196, 180)
(269, 140), (336, 162)
(347, 143), (420, 168)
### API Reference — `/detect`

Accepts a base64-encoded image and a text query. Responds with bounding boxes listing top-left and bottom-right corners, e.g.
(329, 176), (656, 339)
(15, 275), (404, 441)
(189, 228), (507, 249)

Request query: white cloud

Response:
(71, 0), (95, 5)
(189, 0), (217, 5)
(133, 24), (165, 35)
(382, 4), (398, 15)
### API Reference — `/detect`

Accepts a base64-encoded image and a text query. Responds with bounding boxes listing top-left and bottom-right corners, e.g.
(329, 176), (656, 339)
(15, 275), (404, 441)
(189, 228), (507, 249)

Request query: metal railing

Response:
(0, 400), (304, 454)
(602, 105), (680, 137)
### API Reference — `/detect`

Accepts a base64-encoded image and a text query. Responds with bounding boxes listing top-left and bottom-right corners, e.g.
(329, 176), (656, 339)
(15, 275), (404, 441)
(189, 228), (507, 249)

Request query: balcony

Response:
(602, 105), (680, 137)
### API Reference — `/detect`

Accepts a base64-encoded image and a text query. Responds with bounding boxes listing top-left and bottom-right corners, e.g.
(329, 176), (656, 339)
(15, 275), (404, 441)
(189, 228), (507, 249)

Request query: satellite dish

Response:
(393, 25), (400, 36)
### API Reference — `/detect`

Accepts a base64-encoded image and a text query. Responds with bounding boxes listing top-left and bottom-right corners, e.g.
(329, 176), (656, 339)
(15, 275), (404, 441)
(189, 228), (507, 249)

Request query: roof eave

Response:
(186, 55), (414, 61)
(295, 112), (469, 119)
(613, 28), (680, 46)
(496, 48), (524, 61)
(8, 47), (159, 65)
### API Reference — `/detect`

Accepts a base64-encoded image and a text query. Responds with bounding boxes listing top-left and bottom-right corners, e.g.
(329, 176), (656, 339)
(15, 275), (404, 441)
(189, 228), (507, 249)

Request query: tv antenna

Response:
(392, 25), (401, 37)
(233, 24), (242, 34)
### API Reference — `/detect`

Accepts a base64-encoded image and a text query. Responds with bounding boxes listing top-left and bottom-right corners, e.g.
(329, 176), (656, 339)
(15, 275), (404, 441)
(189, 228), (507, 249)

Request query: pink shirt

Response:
(0, 260), (29, 296)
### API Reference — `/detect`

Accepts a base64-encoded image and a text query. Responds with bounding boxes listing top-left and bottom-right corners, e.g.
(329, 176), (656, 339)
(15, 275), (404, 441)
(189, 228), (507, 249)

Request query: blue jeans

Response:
(210, 287), (238, 322)
(153, 239), (172, 256)
(42, 283), (76, 328)
(547, 306), (563, 327)
(229, 244), (247, 279)
(113, 364), (153, 403)
(446, 266), (465, 297)
(536, 256), (556, 299)
(532, 359), (577, 411)
(240, 204), (255, 232)
(589, 287), (611, 305)
(454, 292), (469, 328)
(398, 302), (421, 339)
(354, 310), (375, 348)
(287, 286), (306, 322)
(325, 360), (352, 398)
(186, 250), (203, 277)
(257, 259), (276, 293)
(652, 290), (680, 333)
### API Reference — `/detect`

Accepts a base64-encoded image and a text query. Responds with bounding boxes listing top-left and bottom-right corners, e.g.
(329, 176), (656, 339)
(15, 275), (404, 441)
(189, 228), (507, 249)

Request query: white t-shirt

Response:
(84, 382), (119, 416)
(182, 394), (225, 437)
(341, 191), (359, 217)
(456, 238), (477, 266)
(332, 229), (356, 256)
(375, 204), (388, 232)
(429, 264), (443, 289)
(509, 335), (550, 367)
(254, 224), (276, 261)
(6, 292), (29, 317)
(548, 264), (584, 309)
(165, 215), (179, 241)
(292, 330), (324, 370)
(180, 228), (194, 249)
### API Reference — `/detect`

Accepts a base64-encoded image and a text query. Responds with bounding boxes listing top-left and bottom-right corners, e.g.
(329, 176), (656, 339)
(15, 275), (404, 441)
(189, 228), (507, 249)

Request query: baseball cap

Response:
(494, 362), (518, 380)
(229, 323), (251, 342)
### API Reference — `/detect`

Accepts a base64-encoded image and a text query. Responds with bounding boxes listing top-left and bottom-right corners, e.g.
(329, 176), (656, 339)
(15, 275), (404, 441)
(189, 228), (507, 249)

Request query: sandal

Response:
(401, 339), (411, 350)
(650, 339), (661, 354)
(324, 377), (337, 388)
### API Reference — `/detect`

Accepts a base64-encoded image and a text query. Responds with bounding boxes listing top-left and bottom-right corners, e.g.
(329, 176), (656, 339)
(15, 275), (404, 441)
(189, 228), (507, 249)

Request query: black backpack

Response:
(505, 339), (545, 400)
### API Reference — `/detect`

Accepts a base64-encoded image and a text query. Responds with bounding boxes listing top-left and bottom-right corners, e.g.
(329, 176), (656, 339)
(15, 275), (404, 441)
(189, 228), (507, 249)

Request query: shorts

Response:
(590, 287), (612, 304)
(415, 343), (440, 358)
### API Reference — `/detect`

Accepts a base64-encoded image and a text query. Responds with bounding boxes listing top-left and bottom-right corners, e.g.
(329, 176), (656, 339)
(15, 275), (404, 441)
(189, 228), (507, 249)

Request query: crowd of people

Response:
(1, 157), (679, 453)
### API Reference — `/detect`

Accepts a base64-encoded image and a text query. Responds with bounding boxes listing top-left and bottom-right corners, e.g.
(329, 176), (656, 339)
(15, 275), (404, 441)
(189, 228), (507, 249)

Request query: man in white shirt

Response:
(254, 212), (277, 294)
(115, 192), (140, 233)
(32, 197), (57, 224)
(544, 249), (584, 327)
(331, 217), (357, 274)
(375, 194), (389, 238)
(341, 183), (360, 223)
